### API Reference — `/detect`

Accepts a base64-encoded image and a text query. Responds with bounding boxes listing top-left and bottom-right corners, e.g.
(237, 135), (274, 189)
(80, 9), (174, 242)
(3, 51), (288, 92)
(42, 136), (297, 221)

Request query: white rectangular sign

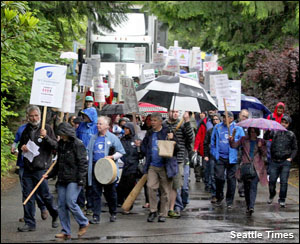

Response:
(163, 58), (180, 73)
(177, 49), (190, 67)
(59, 79), (72, 113)
(177, 72), (199, 82)
(70, 92), (76, 114)
(30, 62), (67, 108)
(210, 74), (228, 97)
(135, 47), (146, 64)
(121, 76), (139, 113)
(94, 76), (106, 102)
(153, 53), (165, 70)
(86, 56), (100, 77)
(216, 79), (241, 112)
(143, 69), (156, 83)
(114, 64), (127, 94)
(203, 61), (218, 72)
(79, 63), (93, 87)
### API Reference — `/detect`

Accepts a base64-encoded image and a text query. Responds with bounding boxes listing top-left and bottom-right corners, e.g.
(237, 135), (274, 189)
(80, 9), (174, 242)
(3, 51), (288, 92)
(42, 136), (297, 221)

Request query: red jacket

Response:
(267, 102), (285, 123)
(194, 118), (207, 157)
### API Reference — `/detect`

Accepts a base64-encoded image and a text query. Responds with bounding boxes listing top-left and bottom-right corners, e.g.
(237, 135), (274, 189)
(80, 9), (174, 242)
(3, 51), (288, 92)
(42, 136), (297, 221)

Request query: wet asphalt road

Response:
(1, 170), (299, 243)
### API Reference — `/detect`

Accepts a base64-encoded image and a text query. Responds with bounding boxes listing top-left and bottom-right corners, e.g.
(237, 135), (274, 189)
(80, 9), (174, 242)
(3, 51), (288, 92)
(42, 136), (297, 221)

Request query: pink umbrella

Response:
(236, 118), (287, 131)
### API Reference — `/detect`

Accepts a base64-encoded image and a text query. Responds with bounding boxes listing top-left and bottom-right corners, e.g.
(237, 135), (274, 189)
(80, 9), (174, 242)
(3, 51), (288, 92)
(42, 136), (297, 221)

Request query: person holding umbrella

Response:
(229, 127), (268, 216)
(264, 115), (298, 208)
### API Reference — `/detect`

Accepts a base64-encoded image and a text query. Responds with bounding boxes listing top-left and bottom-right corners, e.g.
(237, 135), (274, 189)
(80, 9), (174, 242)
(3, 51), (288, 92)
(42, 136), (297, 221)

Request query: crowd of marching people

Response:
(12, 97), (297, 239)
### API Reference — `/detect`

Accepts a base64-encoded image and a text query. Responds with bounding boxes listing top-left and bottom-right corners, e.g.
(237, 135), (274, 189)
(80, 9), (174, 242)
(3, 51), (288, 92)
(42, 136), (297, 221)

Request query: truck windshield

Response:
(92, 43), (149, 63)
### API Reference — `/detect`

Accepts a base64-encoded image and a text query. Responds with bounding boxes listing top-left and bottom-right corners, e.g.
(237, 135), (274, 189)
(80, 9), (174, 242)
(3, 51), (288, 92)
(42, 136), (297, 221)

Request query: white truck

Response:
(85, 7), (165, 79)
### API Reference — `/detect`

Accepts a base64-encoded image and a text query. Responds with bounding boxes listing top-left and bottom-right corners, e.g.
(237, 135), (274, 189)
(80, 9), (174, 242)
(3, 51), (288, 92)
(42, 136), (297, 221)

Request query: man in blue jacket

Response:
(211, 111), (245, 209)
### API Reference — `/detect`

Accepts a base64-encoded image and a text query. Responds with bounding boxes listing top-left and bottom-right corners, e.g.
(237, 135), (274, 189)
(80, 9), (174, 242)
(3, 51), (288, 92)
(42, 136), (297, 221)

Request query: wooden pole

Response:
(65, 112), (69, 122)
(59, 111), (64, 123)
(41, 106), (47, 130)
(23, 161), (57, 205)
(132, 112), (138, 134)
(82, 86), (86, 109)
(223, 98), (231, 136)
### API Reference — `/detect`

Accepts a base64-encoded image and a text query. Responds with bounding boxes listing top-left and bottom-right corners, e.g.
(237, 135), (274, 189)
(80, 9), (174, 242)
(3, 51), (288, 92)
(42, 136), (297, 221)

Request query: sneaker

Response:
(147, 212), (157, 222)
(249, 208), (254, 215)
(52, 215), (59, 228)
(210, 197), (217, 204)
(279, 202), (286, 208)
(110, 215), (117, 222)
(158, 216), (166, 222)
(267, 196), (275, 204)
(78, 223), (89, 237)
(227, 205), (233, 210)
(41, 209), (48, 220)
(17, 224), (36, 232)
(55, 233), (71, 239)
(168, 210), (180, 218)
(89, 217), (100, 224)
(85, 209), (93, 216)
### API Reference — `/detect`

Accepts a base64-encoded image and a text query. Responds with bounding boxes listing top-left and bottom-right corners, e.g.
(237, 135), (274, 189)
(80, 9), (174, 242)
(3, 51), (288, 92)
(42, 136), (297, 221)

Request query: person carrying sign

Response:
(17, 105), (59, 232)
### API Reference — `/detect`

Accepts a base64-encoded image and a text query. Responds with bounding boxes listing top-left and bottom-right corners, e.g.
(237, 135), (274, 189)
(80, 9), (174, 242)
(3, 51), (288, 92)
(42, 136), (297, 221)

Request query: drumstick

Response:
(23, 160), (57, 205)
(122, 174), (148, 211)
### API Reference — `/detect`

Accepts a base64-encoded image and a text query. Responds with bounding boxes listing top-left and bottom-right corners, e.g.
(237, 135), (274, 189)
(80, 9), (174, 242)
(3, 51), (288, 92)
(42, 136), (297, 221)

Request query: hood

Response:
(281, 115), (292, 124)
(57, 122), (76, 138)
(124, 122), (136, 137)
(81, 107), (98, 124)
(274, 102), (285, 115)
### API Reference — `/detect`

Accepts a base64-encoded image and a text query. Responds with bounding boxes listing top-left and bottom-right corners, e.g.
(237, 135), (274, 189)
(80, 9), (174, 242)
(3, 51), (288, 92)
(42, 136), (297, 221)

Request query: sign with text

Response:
(190, 49), (202, 71)
(94, 76), (106, 102)
(143, 69), (156, 83)
(176, 72), (199, 82)
(86, 55), (101, 77)
(59, 79), (72, 112)
(30, 62), (67, 108)
(121, 76), (139, 113)
(114, 64), (127, 94)
(210, 74), (228, 97)
(177, 49), (190, 67)
(153, 53), (165, 70)
(79, 63), (93, 87)
(70, 92), (76, 114)
(135, 47), (146, 64)
(203, 61), (218, 72)
(163, 57), (180, 73)
(215, 79), (241, 112)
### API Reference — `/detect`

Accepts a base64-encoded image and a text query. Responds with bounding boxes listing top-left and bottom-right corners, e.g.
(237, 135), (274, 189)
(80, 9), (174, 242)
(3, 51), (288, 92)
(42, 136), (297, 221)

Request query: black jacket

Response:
(18, 123), (57, 171)
(120, 122), (143, 176)
(264, 129), (298, 162)
(48, 122), (88, 185)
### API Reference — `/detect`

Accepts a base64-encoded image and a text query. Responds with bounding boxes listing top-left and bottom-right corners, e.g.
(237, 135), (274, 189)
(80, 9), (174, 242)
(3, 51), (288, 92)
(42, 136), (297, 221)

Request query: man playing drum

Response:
(87, 116), (125, 224)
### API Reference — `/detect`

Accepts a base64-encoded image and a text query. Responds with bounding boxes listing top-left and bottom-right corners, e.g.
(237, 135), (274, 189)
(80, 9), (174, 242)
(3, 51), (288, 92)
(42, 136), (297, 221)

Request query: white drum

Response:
(94, 158), (117, 184)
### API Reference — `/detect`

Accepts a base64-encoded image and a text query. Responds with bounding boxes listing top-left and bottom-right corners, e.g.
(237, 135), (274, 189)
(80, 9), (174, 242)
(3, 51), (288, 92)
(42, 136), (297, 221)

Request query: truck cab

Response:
(86, 8), (157, 78)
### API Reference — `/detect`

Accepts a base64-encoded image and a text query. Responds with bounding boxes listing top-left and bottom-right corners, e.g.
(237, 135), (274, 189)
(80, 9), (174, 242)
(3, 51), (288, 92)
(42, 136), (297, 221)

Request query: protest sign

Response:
(79, 63), (93, 87)
(143, 69), (156, 83)
(70, 92), (76, 114)
(114, 64), (127, 94)
(153, 53), (165, 71)
(163, 57), (180, 73)
(203, 61), (218, 72)
(107, 70), (115, 89)
(30, 62), (67, 108)
(87, 55), (101, 77)
(59, 79), (72, 113)
(176, 72), (199, 82)
(177, 49), (190, 67)
(94, 76), (106, 102)
(190, 48), (202, 71)
(209, 74), (228, 97)
(135, 47), (146, 64)
(121, 76), (139, 113)
(215, 79), (241, 111)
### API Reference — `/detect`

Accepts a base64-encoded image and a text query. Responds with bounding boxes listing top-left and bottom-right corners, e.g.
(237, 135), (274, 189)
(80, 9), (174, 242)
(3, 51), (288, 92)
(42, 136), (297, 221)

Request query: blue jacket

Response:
(211, 121), (245, 164)
(141, 126), (179, 178)
(87, 130), (126, 186)
(14, 124), (27, 167)
(76, 107), (98, 148)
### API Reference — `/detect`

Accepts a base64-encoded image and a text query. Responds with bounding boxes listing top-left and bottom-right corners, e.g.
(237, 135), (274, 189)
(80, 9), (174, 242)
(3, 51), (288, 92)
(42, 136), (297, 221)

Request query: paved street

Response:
(1, 170), (299, 243)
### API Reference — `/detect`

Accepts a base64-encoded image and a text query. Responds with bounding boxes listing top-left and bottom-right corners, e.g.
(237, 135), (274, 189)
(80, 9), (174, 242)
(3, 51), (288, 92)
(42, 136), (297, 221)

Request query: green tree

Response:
(144, 1), (299, 78)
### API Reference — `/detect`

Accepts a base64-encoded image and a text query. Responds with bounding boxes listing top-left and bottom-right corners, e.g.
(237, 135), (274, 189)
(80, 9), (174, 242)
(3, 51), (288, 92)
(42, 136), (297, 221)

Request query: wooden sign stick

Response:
(223, 98), (231, 136)
(23, 160), (57, 205)
(41, 106), (47, 130)
(59, 111), (64, 123)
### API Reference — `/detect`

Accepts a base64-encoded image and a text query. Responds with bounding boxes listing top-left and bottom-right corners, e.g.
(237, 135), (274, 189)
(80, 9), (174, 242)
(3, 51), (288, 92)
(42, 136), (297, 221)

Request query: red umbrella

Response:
(236, 118), (287, 131)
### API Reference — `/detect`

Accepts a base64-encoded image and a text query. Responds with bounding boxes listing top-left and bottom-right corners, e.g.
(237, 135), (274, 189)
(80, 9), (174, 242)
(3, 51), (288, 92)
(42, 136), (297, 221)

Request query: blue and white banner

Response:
(30, 62), (67, 108)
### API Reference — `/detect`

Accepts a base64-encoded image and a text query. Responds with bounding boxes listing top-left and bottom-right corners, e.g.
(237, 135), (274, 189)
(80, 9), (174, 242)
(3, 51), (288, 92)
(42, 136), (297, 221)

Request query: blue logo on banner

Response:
(46, 71), (53, 78)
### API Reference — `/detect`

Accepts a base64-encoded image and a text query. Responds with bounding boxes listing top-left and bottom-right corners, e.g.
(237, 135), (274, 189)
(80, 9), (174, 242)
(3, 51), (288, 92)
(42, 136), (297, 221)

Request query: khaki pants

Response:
(147, 166), (173, 217)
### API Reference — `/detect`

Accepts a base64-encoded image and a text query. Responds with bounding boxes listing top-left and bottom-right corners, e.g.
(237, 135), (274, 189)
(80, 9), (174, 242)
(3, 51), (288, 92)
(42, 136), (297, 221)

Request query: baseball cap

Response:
(222, 111), (234, 118)
(85, 96), (94, 102)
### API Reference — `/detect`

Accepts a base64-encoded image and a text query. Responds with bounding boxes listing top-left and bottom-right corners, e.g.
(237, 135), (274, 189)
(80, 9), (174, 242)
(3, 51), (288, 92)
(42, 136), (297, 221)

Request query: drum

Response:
(94, 158), (117, 184)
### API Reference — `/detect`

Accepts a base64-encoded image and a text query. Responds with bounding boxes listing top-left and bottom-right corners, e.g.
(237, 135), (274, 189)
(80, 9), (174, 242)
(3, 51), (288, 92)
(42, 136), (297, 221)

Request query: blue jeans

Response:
(208, 157), (216, 197)
(214, 157), (237, 205)
(181, 164), (190, 206)
(19, 167), (46, 212)
(243, 174), (259, 209)
(269, 160), (291, 203)
(92, 163), (117, 220)
(22, 169), (58, 227)
(203, 159), (210, 188)
(57, 183), (89, 235)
